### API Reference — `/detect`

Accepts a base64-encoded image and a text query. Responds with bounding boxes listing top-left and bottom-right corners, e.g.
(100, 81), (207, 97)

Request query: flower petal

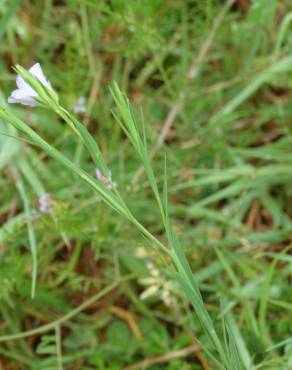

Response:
(29, 63), (51, 88)
(8, 89), (38, 106)
(15, 74), (35, 94)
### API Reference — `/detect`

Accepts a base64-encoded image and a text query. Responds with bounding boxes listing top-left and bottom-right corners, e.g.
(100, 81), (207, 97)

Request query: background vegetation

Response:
(0, 0), (292, 369)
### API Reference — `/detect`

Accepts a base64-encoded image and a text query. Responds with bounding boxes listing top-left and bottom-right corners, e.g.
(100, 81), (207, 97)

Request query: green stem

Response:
(0, 277), (133, 342)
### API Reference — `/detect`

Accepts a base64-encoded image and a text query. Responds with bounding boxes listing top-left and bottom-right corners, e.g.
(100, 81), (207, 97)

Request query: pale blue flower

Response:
(8, 63), (51, 107)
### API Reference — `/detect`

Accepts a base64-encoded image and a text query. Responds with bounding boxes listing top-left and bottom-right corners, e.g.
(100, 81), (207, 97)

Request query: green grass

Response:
(0, 0), (292, 369)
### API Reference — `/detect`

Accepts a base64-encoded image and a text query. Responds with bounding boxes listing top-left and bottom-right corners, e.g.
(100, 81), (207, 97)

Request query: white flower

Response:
(38, 193), (53, 214)
(72, 96), (86, 114)
(95, 168), (116, 189)
(8, 63), (51, 107)
(140, 285), (159, 300)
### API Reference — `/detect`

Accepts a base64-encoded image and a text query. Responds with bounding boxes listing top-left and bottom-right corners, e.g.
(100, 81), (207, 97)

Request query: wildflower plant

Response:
(0, 64), (246, 369)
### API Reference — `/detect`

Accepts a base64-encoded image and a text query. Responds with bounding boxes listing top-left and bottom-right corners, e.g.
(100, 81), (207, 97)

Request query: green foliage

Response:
(33, 334), (59, 370)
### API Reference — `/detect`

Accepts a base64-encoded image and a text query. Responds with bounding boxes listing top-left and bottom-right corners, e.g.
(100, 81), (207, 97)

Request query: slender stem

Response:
(55, 325), (63, 370)
(16, 176), (38, 299)
(0, 277), (133, 342)
(130, 216), (171, 256)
